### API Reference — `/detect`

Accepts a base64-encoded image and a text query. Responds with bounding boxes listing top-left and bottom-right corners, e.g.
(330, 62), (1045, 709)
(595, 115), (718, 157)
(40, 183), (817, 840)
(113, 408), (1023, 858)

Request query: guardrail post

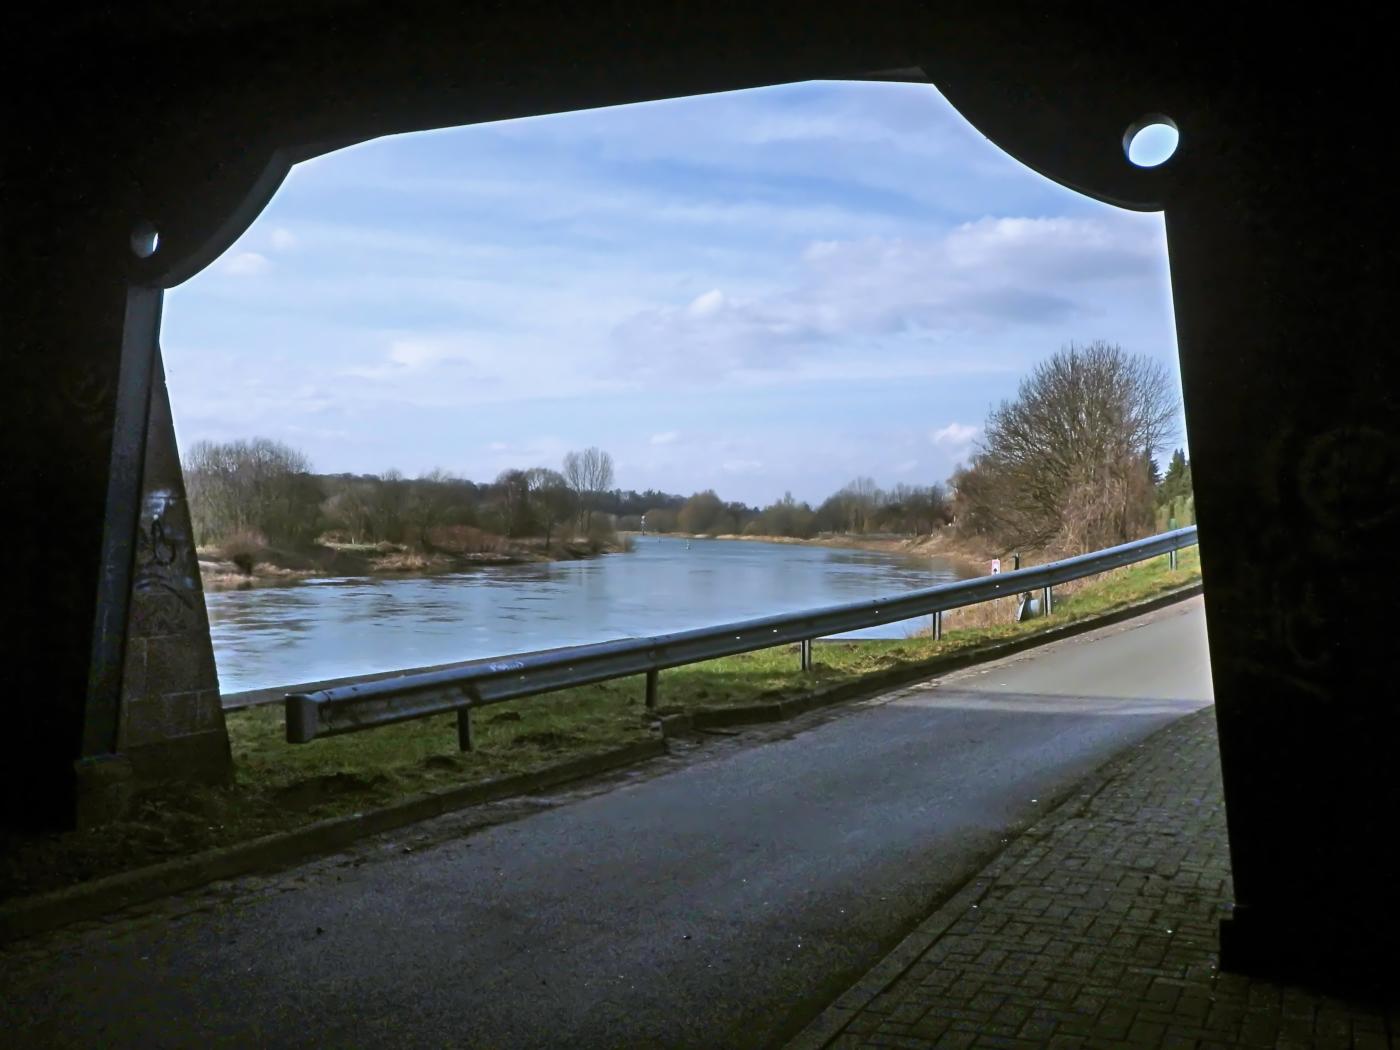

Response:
(285, 695), (317, 744)
(645, 669), (659, 710)
(457, 707), (474, 751)
(799, 638), (813, 672)
(932, 610), (942, 641)
(1042, 585), (1053, 616)
(1169, 548), (1179, 571)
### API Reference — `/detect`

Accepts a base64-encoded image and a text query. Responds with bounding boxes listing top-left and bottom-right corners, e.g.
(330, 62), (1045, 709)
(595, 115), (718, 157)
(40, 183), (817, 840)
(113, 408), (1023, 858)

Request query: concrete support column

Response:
(3, 164), (139, 828)
(1166, 92), (1400, 989)
(117, 353), (232, 783)
(4, 121), (232, 829)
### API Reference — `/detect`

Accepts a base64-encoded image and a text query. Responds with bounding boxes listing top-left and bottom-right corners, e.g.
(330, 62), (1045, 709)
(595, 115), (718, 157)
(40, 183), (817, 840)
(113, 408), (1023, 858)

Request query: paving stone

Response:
(801, 711), (1400, 1049)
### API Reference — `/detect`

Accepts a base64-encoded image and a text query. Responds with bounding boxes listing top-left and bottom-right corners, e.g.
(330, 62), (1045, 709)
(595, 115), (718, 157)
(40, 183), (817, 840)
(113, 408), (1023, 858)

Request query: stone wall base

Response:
(125, 731), (233, 787)
(73, 754), (136, 829)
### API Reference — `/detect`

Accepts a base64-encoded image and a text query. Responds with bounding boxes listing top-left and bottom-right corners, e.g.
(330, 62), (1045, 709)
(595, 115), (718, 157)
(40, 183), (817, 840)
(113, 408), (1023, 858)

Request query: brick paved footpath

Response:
(786, 708), (1399, 1050)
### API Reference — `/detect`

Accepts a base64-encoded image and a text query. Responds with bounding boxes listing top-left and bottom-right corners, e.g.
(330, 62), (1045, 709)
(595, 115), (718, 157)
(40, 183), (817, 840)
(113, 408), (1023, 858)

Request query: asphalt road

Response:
(1, 599), (1213, 1049)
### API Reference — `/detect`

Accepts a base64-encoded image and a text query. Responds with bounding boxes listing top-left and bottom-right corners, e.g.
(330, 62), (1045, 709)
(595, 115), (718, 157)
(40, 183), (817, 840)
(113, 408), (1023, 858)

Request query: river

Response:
(207, 535), (979, 695)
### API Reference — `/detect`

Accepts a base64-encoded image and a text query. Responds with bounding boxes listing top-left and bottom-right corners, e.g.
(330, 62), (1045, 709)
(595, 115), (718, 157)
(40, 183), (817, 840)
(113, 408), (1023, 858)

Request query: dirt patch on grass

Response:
(422, 755), (463, 771)
(510, 730), (579, 750)
(271, 771), (388, 810)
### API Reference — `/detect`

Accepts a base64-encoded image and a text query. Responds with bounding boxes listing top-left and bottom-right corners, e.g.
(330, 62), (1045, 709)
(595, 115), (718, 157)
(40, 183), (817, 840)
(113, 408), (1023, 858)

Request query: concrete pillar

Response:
(3, 149), (138, 828)
(1166, 88), (1400, 988)
(117, 353), (232, 784)
(3, 118), (233, 828)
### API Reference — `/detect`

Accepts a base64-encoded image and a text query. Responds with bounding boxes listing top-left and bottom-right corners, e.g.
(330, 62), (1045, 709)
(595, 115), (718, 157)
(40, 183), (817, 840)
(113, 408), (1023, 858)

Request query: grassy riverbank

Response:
(1, 547), (1199, 901)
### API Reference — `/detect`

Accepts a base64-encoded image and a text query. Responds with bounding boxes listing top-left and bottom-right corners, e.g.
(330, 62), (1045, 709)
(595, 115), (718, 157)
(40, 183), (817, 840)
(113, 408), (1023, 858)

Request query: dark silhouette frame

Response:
(4, 5), (1394, 992)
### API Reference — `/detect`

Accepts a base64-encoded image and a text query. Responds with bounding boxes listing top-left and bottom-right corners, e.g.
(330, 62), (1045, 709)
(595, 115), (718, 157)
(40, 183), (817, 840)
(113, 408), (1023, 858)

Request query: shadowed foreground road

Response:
(1, 599), (1212, 1049)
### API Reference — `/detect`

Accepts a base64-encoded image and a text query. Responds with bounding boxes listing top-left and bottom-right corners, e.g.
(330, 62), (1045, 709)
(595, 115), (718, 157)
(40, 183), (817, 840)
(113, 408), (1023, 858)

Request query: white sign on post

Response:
(991, 558), (1001, 575)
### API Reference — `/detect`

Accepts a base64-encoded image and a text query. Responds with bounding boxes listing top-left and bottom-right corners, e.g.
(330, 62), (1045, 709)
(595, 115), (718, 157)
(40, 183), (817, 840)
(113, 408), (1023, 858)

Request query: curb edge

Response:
(0, 738), (666, 944)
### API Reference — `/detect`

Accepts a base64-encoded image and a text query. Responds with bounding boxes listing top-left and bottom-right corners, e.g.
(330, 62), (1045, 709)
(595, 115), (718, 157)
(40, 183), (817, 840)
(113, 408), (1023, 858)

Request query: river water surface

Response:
(207, 535), (978, 694)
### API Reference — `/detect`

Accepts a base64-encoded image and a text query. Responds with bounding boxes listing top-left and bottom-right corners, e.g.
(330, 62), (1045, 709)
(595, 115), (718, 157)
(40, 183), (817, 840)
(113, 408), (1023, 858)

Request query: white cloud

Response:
(386, 339), (475, 370)
(942, 216), (1154, 282)
(932, 422), (979, 447)
(892, 458), (919, 473)
(342, 338), (492, 382)
(224, 252), (270, 276)
(650, 431), (679, 445)
(722, 459), (764, 474)
(613, 214), (1164, 382)
(312, 167), (910, 242)
(270, 227), (297, 251)
(687, 289), (725, 317)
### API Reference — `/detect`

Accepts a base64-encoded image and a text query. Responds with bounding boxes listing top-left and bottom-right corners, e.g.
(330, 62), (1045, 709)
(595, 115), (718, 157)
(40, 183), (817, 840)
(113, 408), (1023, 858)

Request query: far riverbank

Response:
(199, 536), (631, 591)
(641, 528), (995, 575)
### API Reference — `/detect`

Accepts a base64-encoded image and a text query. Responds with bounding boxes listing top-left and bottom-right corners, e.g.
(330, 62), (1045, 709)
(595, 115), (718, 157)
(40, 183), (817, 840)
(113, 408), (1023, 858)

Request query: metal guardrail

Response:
(286, 526), (1198, 746)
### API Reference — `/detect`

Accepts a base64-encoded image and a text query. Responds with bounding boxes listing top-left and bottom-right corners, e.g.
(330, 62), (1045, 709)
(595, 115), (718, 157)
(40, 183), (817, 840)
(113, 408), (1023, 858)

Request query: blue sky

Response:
(162, 80), (1181, 507)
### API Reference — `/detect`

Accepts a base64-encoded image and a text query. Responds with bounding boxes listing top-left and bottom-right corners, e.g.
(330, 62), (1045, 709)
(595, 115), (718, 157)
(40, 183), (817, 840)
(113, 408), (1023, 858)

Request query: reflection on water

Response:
(208, 536), (978, 694)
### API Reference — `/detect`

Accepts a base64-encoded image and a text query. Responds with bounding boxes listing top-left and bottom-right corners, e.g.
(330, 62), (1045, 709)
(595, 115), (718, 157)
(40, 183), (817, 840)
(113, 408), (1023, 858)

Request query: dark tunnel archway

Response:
(5, 4), (1396, 990)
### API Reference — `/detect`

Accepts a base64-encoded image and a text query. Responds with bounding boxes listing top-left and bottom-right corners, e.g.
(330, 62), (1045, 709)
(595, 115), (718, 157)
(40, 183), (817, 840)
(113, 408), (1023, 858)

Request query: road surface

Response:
(0, 598), (1213, 1049)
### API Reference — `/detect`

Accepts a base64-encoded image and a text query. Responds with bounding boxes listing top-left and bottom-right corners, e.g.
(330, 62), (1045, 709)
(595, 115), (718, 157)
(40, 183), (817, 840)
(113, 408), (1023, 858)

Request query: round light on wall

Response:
(1124, 118), (1179, 168)
(130, 221), (161, 259)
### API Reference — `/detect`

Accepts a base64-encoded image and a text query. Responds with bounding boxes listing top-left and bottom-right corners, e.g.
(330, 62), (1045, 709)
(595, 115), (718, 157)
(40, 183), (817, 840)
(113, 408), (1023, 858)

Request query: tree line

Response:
(184, 341), (1193, 559)
(183, 437), (955, 553)
(637, 481), (954, 539)
(184, 444), (635, 551)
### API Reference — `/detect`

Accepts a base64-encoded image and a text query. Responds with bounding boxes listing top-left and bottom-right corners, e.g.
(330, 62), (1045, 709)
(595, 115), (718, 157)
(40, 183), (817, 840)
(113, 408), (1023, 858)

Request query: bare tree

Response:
(562, 446), (615, 533)
(321, 478), (377, 543)
(525, 467), (572, 547)
(754, 492), (818, 538)
(965, 341), (1178, 552)
(844, 476), (883, 532)
(372, 468), (409, 543)
(562, 451), (586, 535)
(880, 483), (951, 534)
(404, 468), (459, 549)
(817, 477), (884, 533)
(183, 437), (318, 545)
(493, 468), (534, 538)
(677, 490), (724, 535)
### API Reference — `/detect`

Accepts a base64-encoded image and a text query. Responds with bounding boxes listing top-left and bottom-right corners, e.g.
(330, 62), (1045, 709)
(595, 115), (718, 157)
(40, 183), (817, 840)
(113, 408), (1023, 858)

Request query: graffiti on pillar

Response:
(62, 364), (117, 436)
(118, 353), (232, 783)
(128, 488), (201, 638)
(1298, 424), (1400, 542)
(1230, 421), (1400, 701)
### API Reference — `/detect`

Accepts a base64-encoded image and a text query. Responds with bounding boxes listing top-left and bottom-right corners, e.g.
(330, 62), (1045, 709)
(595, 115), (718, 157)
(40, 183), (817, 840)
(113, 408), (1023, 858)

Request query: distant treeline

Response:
(182, 438), (954, 552)
(183, 444), (637, 550)
(640, 481), (952, 539)
(184, 342), (1194, 558)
